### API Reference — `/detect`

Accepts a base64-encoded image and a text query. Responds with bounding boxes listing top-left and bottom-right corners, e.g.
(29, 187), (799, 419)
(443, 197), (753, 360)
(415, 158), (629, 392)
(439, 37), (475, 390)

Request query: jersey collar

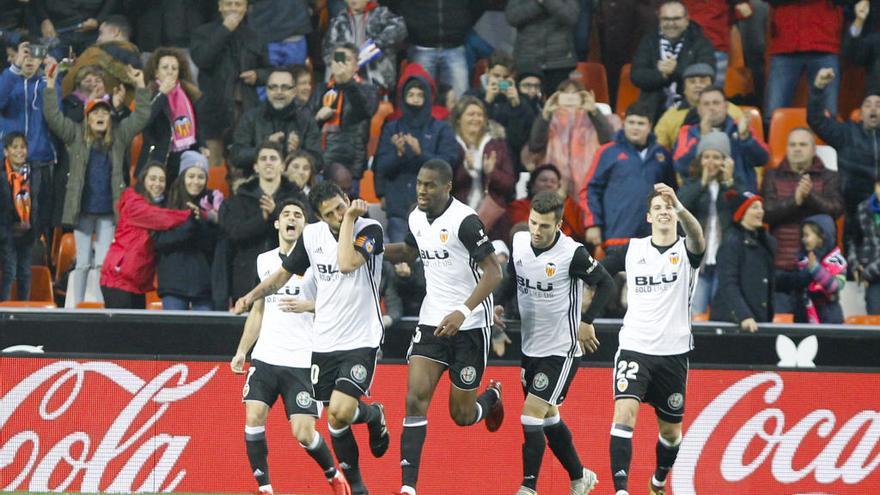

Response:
(426, 196), (454, 224)
(531, 231), (561, 257)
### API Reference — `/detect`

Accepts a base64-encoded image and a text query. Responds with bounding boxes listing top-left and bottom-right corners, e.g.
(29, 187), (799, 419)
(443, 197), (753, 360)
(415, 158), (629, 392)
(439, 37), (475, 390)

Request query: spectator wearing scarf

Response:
(0, 132), (35, 300)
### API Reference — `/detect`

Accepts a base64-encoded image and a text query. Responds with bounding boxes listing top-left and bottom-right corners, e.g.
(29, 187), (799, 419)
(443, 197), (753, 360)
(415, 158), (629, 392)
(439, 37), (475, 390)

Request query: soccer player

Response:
(384, 159), (505, 495)
(601, 183), (706, 495)
(495, 191), (615, 495)
(230, 198), (350, 495)
(235, 182), (389, 495)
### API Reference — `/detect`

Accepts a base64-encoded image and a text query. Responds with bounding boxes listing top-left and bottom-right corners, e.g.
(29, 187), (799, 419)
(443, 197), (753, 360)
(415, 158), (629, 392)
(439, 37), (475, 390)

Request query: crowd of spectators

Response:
(1, 0), (879, 329)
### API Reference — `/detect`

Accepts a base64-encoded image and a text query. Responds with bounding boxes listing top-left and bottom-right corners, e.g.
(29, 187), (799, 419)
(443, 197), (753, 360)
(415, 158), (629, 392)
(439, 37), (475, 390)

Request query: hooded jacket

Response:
(794, 214), (846, 323)
(231, 100), (323, 171)
(386, 63), (450, 122)
(219, 177), (306, 300)
(581, 130), (677, 245)
(99, 188), (192, 294)
(323, 2), (408, 92)
(761, 157), (844, 271)
(154, 204), (221, 301)
(0, 67), (57, 163)
(374, 68), (459, 219)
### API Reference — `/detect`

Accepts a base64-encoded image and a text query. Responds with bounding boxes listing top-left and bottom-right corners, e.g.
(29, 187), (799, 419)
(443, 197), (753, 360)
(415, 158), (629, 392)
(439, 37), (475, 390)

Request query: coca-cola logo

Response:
(673, 372), (880, 494)
(1, 360), (217, 492)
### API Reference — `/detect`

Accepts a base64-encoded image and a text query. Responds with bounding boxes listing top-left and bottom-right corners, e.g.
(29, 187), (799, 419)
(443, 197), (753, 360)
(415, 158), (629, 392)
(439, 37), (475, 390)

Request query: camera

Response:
(29, 44), (48, 59)
(498, 80), (511, 92)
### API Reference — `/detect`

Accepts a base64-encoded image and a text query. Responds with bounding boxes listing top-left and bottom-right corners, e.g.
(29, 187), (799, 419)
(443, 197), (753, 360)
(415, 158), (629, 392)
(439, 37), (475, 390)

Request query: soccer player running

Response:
(235, 182), (390, 495)
(230, 198), (351, 495)
(494, 191), (615, 495)
(601, 184), (706, 495)
(384, 159), (505, 495)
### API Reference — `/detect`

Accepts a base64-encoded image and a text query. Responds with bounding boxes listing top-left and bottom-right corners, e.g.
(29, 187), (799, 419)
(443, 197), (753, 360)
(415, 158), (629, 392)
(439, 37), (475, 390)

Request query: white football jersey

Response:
(251, 247), (317, 368)
(408, 198), (494, 330)
(292, 218), (384, 352)
(619, 236), (699, 355)
(512, 231), (584, 358)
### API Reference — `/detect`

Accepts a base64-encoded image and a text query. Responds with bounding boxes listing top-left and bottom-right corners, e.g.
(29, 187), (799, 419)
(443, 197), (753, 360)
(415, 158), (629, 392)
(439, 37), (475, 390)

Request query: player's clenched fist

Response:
(230, 352), (246, 374)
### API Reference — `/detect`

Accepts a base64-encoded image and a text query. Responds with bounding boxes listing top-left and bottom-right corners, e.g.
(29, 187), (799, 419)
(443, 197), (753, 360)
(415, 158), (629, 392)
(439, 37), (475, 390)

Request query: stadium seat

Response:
(9, 266), (53, 302)
(724, 26), (753, 99)
(360, 169), (381, 204)
(845, 315), (880, 325)
(54, 233), (76, 284)
(768, 108), (808, 167)
(739, 106), (764, 142)
(615, 64), (640, 116)
(575, 62), (610, 104)
(49, 227), (63, 267)
(76, 301), (105, 309)
(815, 145), (837, 171)
(773, 313), (794, 323)
(130, 132), (143, 183)
(367, 100), (394, 159)
(208, 162), (230, 198)
(692, 312), (710, 322)
(0, 300), (57, 308)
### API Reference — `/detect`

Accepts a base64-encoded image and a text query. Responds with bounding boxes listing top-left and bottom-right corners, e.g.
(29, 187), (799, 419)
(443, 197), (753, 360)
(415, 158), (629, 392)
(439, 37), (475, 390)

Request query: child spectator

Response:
(0, 132), (35, 300)
(323, 0), (407, 93)
(99, 163), (193, 309)
(43, 62), (152, 307)
(154, 151), (223, 311)
(852, 178), (880, 314)
(793, 214), (847, 324)
(285, 150), (318, 195)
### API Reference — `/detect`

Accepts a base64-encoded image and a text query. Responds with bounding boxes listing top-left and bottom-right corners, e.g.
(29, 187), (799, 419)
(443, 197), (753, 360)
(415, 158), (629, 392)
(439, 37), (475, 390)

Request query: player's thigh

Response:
(448, 328), (489, 391)
(290, 413), (318, 443)
(612, 349), (652, 405)
(521, 355), (579, 409)
(332, 347), (379, 401)
(407, 355), (446, 402)
(244, 401), (271, 427)
(522, 392), (553, 419)
(613, 398), (641, 427)
(241, 360), (279, 425)
(645, 354), (688, 425)
(278, 366), (321, 420)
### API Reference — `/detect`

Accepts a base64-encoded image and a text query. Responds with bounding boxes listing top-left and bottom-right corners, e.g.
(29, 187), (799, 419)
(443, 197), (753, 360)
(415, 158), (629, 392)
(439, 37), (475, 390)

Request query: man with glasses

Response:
(231, 68), (324, 175)
(630, 0), (714, 122)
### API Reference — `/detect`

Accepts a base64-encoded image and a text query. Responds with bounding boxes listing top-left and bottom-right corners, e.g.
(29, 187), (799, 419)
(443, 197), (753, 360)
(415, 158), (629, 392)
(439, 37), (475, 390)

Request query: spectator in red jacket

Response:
(99, 163), (192, 309)
(761, 127), (844, 313)
(765, 0), (845, 122)
(506, 163), (586, 243)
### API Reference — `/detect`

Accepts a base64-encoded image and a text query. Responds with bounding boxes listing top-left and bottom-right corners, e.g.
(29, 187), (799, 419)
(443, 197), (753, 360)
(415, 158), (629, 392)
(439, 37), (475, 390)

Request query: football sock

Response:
(245, 425), (270, 487)
(300, 431), (337, 480)
(352, 401), (379, 425)
(610, 423), (634, 492)
(544, 415), (584, 480)
(400, 416), (427, 488)
(521, 415), (546, 490)
(329, 423), (360, 481)
(653, 433), (682, 485)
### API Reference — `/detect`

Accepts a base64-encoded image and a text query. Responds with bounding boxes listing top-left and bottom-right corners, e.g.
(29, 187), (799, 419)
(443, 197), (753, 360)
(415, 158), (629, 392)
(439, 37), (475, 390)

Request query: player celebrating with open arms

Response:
(235, 182), (389, 495)
(600, 183), (706, 495)
(230, 198), (351, 495)
(384, 159), (504, 495)
(494, 191), (615, 495)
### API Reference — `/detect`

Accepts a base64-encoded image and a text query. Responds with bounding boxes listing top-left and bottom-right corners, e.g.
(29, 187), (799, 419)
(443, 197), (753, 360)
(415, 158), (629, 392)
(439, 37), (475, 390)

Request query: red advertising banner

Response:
(1, 357), (879, 494)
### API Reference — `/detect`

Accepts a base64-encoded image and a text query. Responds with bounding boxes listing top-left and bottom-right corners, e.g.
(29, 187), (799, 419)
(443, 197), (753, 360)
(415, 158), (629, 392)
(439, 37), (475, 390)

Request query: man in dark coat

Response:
(505, 0), (580, 95)
(630, 0), (715, 121)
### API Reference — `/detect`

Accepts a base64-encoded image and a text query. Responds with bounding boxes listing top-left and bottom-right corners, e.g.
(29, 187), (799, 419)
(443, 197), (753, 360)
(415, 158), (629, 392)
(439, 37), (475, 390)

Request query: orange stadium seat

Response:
(845, 315), (880, 325)
(9, 266), (53, 302)
(54, 233), (75, 284)
(0, 300), (57, 308)
(360, 169), (380, 204)
(768, 108), (812, 167)
(208, 162), (230, 198)
(616, 64), (640, 116)
(575, 62), (610, 104)
(367, 100), (394, 159)
(76, 301), (105, 309)
(739, 106), (764, 142)
(773, 313), (794, 323)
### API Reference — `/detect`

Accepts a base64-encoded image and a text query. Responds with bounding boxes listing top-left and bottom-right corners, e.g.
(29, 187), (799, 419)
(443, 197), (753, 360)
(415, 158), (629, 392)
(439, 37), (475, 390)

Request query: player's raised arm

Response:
(234, 269), (293, 314)
(231, 298), (264, 373)
(338, 198), (371, 273)
(655, 183), (706, 255)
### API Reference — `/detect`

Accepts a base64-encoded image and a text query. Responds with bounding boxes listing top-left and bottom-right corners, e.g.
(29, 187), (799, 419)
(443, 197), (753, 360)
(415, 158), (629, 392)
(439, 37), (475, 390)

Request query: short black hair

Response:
(102, 15), (131, 38)
(420, 159), (453, 184)
(526, 164), (562, 198)
(3, 131), (26, 149)
(531, 191), (565, 221)
(268, 67), (294, 82)
(308, 180), (345, 214)
(659, 0), (687, 14)
(488, 51), (516, 72)
(256, 140), (285, 159)
(625, 102), (653, 123)
(273, 197), (309, 222)
(288, 64), (312, 83)
(333, 42), (359, 59)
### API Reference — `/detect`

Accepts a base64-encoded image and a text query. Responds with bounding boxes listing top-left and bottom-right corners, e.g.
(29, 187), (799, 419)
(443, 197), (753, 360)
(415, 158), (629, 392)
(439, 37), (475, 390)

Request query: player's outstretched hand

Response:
(233, 296), (252, 314)
(578, 322), (600, 354)
(435, 310), (465, 337)
(345, 198), (370, 218)
(230, 352), (246, 374)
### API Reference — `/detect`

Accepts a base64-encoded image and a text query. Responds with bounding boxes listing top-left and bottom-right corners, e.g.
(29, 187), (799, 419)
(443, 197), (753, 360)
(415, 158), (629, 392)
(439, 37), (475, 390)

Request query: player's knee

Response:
(405, 392), (428, 416)
(450, 404), (474, 426)
(327, 404), (356, 427)
(292, 419), (315, 445)
(613, 403), (638, 426)
(658, 422), (682, 443)
(245, 409), (268, 427)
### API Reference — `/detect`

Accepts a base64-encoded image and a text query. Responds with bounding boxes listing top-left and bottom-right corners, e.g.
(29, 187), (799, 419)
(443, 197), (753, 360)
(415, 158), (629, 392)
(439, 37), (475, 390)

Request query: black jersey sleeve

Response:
(571, 246), (615, 323)
(354, 223), (385, 258)
(404, 228), (418, 248)
(458, 214), (495, 263)
(686, 243), (704, 268)
(599, 243), (628, 275)
(281, 237), (310, 276)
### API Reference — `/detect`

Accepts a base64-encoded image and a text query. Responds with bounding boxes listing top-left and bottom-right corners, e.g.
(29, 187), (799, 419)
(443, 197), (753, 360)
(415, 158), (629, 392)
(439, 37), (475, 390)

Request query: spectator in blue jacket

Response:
(0, 39), (58, 239)
(672, 86), (769, 193)
(581, 103), (677, 249)
(374, 66), (459, 242)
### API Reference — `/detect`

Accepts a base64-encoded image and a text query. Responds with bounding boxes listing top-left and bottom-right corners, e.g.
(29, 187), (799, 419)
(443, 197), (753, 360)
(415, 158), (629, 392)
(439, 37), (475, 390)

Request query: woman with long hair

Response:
(99, 163), (193, 309)
(154, 151), (224, 310)
(284, 150), (318, 195)
(43, 62), (152, 307)
(137, 47), (204, 182)
(450, 95), (516, 241)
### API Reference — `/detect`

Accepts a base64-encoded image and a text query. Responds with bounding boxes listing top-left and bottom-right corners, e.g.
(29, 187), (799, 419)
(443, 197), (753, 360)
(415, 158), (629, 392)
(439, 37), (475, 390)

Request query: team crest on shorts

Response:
(533, 372), (549, 391)
(296, 391), (312, 408)
(460, 366), (477, 385)
(439, 229), (449, 244)
(616, 378), (628, 392)
(545, 262), (557, 277)
(667, 393), (684, 410)
(350, 364), (368, 383)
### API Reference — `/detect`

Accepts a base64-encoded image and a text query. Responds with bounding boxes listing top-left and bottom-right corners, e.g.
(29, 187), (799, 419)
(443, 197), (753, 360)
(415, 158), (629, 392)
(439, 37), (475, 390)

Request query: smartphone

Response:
(498, 80), (511, 92)
(558, 92), (581, 107)
(333, 51), (347, 63)
(29, 44), (48, 59)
